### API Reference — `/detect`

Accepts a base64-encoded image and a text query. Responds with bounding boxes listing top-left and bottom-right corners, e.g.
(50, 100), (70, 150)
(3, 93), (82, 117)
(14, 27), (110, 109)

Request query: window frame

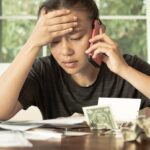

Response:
(96, 0), (150, 63)
(0, 0), (150, 70)
(146, 0), (150, 63)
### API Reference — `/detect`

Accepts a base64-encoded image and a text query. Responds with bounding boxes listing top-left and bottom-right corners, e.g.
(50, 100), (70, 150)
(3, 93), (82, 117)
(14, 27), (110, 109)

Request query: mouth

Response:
(62, 61), (78, 68)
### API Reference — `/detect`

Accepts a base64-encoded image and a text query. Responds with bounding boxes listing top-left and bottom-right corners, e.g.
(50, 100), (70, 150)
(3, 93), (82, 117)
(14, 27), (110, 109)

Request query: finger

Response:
(92, 47), (110, 59)
(51, 28), (73, 39)
(89, 33), (114, 45)
(46, 9), (71, 19)
(46, 14), (78, 26)
(102, 34), (115, 45)
(85, 42), (112, 54)
(48, 22), (78, 32)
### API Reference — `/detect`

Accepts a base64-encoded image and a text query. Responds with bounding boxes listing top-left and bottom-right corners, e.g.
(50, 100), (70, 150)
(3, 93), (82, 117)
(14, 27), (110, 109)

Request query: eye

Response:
(51, 37), (61, 45)
(70, 35), (83, 41)
(51, 41), (60, 46)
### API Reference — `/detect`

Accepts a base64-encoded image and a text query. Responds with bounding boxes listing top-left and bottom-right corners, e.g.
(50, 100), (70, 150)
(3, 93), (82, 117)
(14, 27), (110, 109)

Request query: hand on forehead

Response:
(40, 8), (92, 42)
(46, 8), (91, 30)
(59, 9), (91, 37)
(70, 9), (91, 27)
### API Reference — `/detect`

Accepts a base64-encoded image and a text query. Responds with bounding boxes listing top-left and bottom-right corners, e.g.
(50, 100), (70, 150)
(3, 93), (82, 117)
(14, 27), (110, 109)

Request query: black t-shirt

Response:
(19, 54), (150, 119)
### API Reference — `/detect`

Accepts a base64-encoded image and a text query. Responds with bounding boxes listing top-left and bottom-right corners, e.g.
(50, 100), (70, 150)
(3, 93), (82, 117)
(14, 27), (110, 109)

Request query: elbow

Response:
(0, 113), (13, 121)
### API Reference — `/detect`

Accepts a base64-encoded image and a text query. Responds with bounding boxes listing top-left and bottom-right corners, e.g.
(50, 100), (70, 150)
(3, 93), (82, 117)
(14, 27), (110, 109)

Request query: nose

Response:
(61, 38), (74, 56)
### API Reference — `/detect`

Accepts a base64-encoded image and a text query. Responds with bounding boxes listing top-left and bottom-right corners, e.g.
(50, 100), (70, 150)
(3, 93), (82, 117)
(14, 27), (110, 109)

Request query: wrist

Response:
(19, 40), (42, 57)
(26, 38), (41, 50)
(118, 64), (132, 80)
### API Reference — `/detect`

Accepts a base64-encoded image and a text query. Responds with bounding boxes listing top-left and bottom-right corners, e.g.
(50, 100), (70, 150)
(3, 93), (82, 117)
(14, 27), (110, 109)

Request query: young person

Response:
(0, 0), (150, 120)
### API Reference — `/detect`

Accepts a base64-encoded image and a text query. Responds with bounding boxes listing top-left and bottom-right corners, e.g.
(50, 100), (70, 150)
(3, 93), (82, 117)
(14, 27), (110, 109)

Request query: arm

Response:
(0, 42), (40, 120)
(86, 33), (150, 99)
(119, 64), (150, 99)
(0, 9), (78, 121)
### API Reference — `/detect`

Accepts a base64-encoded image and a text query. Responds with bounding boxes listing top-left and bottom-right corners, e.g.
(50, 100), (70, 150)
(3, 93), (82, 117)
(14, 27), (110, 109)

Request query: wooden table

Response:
(1, 128), (150, 150)
(1, 108), (150, 150)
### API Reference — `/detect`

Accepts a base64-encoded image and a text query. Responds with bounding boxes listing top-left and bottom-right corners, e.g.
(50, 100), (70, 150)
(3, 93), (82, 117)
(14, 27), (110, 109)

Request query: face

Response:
(50, 9), (93, 75)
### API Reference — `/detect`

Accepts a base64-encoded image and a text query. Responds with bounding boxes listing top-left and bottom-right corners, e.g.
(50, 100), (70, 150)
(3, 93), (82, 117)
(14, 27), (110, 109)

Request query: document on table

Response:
(0, 113), (86, 131)
(24, 128), (90, 140)
(98, 98), (141, 122)
(0, 121), (43, 131)
(24, 128), (62, 140)
(31, 113), (85, 125)
(0, 131), (32, 147)
(64, 131), (91, 136)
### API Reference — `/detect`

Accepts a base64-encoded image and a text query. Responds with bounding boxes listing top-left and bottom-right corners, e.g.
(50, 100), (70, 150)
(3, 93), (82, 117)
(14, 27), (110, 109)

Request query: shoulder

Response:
(34, 55), (53, 67)
(123, 54), (141, 64)
(123, 54), (147, 66)
(32, 55), (57, 73)
(123, 54), (150, 74)
(25, 55), (60, 79)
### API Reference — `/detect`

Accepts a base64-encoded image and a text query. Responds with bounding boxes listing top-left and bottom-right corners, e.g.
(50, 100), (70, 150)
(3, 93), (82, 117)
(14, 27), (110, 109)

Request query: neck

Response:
(71, 66), (100, 87)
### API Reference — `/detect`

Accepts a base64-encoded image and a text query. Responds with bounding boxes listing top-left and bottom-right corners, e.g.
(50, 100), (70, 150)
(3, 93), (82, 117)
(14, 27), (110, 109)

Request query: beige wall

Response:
(10, 106), (42, 121)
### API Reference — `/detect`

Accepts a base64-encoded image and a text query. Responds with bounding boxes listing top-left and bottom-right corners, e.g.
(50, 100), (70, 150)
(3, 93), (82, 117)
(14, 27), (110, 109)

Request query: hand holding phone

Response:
(88, 20), (104, 68)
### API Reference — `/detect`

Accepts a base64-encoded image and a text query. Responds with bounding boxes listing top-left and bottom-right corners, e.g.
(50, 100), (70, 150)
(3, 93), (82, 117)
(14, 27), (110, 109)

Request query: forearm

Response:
(0, 9), (78, 120)
(0, 41), (41, 118)
(119, 65), (150, 99)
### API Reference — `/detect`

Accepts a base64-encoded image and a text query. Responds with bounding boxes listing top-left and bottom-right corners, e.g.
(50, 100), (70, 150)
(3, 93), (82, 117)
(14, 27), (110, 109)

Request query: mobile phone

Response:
(88, 20), (103, 68)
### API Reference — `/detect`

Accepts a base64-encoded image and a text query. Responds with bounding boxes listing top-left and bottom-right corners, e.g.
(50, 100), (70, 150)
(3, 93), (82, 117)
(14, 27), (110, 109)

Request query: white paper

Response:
(24, 129), (90, 141)
(64, 131), (91, 136)
(98, 98), (141, 122)
(24, 128), (62, 140)
(0, 113), (85, 131)
(0, 131), (32, 147)
(0, 121), (42, 131)
(31, 113), (85, 125)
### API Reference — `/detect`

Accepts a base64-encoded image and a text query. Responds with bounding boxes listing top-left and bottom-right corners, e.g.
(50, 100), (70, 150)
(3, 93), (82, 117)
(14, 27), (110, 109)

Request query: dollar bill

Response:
(82, 105), (118, 130)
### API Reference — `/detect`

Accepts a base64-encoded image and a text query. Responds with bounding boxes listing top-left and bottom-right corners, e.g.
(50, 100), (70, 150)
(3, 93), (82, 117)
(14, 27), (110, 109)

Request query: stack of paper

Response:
(0, 121), (42, 131)
(0, 131), (32, 147)
(31, 113), (85, 125)
(0, 113), (88, 145)
(24, 128), (62, 140)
